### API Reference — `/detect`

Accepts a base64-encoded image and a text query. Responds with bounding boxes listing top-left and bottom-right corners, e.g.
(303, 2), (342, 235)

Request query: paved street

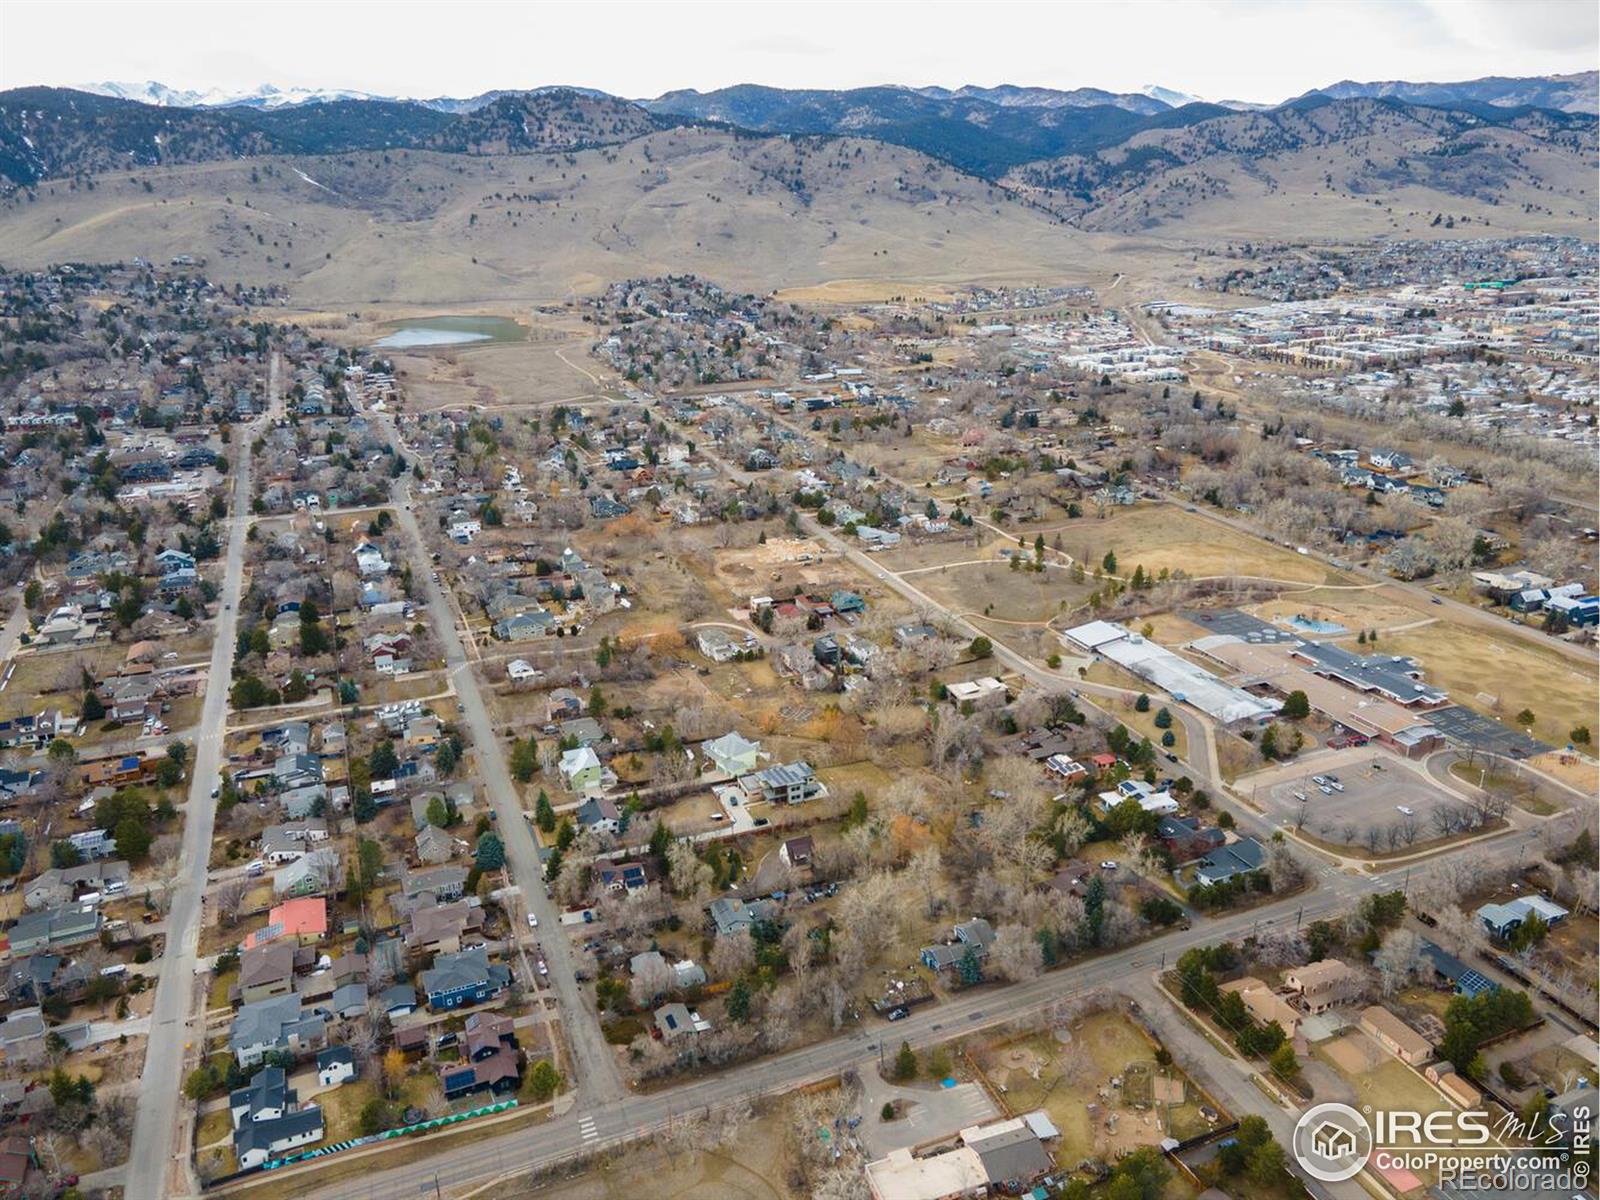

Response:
(371, 410), (625, 1107)
(125, 353), (277, 1200)
(194, 396), (1570, 1200)
(269, 833), (1550, 1200)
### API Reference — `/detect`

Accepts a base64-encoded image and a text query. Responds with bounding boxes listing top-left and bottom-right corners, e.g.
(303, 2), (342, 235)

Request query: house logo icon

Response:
(1293, 1103), (1373, 1182)
(1312, 1120), (1357, 1159)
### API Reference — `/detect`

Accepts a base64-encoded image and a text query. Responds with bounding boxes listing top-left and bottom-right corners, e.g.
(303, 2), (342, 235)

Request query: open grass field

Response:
(1047, 505), (1338, 586)
(1379, 624), (1599, 748)
(382, 330), (614, 412)
(4, 641), (127, 702)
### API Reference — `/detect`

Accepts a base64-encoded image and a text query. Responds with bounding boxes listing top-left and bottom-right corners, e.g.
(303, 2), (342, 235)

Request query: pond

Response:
(372, 315), (527, 349)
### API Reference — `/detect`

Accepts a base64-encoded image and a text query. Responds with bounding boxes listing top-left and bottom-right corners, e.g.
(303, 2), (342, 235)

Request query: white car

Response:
(1292, 791), (1308, 802)
(1311, 775), (1328, 785)
(1099, 860), (1118, 870)
(527, 912), (539, 929)
(1396, 805), (1414, 816)
(1318, 785), (1333, 795)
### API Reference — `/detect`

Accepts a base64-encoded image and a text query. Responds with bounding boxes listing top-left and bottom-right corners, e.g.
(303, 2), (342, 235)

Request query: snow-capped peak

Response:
(79, 80), (393, 109)
(1139, 84), (1206, 108)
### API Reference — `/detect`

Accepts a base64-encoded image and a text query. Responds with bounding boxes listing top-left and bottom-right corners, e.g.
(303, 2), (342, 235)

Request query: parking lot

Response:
(1258, 757), (1462, 851)
(1426, 705), (1549, 759)
(1180, 608), (1297, 644)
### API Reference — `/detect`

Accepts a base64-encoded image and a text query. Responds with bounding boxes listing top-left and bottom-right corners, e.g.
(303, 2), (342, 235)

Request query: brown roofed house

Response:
(1359, 1005), (1433, 1066)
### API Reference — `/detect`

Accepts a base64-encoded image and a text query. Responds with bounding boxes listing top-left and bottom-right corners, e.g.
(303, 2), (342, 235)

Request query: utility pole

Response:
(1295, 906), (1303, 930)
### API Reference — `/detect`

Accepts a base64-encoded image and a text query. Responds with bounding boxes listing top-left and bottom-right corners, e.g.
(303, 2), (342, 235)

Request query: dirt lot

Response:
(705, 536), (844, 600)
(894, 556), (1096, 626)
(1251, 588), (1422, 635)
(973, 1010), (1219, 1169)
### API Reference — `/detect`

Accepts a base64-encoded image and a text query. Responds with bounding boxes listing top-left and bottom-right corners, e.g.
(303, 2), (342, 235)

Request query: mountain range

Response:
(4, 71), (1591, 192)
(75, 72), (1597, 116)
(0, 70), (1592, 299)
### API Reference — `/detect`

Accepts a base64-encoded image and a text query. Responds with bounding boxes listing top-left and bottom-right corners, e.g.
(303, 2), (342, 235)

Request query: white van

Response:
(104, 879), (127, 895)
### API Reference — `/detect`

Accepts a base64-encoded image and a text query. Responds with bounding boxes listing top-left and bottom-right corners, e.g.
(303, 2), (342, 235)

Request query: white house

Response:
(353, 542), (391, 577)
(559, 745), (604, 793)
(316, 1046), (357, 1089)
(703, 730), (762, 776)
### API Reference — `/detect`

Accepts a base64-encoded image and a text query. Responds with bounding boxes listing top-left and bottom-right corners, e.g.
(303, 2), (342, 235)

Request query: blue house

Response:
(1476, 896), (1568, 941)
(830, 590), (866, 615)
(419, 948), (511, 1012)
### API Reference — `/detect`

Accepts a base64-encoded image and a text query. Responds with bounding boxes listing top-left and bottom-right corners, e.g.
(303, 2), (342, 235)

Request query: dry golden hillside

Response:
(0, 129), (1106, 303)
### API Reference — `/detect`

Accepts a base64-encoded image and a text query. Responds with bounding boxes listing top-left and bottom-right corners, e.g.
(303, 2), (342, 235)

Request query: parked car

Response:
(886, 1007), (909, 1022)
(1099, 860), (1118, 870)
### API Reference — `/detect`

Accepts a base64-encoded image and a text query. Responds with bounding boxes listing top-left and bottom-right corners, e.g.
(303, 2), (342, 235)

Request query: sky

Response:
(3, 0), (1595, 104)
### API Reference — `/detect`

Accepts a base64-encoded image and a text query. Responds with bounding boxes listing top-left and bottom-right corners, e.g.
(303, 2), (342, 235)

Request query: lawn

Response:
(1448, 761), (1554, 815)
(897, 557), (1096, 626)
(816, 759), (896, 801)
(207, 968), (238, 1011)
(196, 1106), (233, 1150)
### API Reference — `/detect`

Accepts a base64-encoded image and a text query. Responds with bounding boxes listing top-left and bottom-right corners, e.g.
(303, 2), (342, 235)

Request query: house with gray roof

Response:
(7, 905), (101, 955)
(738, 761), (820, 804)
(234, 1106), (324, 1170)
(0, 1007), (46, 1064)
(229, 994), (327, 1067)
(708, 896), (775, 937)
(1193, 837), (1267, 887)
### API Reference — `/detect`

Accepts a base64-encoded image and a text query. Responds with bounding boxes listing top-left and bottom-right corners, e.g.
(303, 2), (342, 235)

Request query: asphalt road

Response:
(125, 353), (276, 1200)
(371, 412), (625, 1108)
(205, 401), (1568, 1200)
(279, 840), (1505, 1200)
